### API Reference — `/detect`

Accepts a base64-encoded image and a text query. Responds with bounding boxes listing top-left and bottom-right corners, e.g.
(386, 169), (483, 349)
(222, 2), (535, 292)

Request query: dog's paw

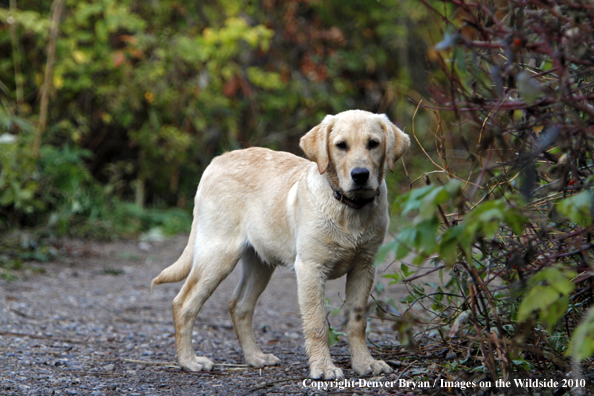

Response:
(352, 359), (392, 376)
(309, 362), (344, 380)
(246, 353), (280, 368)
(179, 356), (215, 372)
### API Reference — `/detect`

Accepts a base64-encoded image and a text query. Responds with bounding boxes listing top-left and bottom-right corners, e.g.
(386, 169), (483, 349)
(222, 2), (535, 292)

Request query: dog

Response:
(151, 110), (410, 379)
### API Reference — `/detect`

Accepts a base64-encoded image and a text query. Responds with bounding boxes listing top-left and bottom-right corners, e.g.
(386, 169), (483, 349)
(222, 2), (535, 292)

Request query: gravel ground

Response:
(0, 236), (422, 396)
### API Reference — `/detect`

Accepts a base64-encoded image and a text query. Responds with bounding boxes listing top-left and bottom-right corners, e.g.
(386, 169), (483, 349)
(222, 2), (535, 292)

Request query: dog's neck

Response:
(327, 179), (379, 209)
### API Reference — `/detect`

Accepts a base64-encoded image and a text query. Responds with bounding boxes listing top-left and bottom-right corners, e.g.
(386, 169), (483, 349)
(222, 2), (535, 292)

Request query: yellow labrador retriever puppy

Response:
(152, 110), (410, 379)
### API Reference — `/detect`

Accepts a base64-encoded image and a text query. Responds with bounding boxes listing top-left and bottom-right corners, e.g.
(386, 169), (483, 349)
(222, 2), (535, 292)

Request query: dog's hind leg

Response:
(228, 247), (279, 368)
(172, 239), (242, 372)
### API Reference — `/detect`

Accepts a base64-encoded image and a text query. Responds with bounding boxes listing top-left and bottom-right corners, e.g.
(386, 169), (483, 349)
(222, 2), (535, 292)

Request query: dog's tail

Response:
(151, 205), (198, 290)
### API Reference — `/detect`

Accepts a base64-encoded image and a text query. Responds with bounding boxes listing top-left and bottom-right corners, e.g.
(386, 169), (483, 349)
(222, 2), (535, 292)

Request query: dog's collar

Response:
(328, 180), (379, 209)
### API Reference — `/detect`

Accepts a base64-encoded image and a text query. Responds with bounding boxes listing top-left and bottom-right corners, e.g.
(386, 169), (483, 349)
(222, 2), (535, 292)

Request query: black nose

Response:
(351, 168), (370, 185)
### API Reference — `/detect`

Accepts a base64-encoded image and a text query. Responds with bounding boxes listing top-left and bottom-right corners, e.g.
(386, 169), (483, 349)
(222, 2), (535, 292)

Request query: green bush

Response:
(379, 0), (594, 379)
(1, 0), (438, 232)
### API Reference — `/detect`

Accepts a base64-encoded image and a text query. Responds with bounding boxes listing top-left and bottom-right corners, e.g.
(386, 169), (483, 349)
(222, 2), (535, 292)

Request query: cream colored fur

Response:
(151, 110), (410, 379)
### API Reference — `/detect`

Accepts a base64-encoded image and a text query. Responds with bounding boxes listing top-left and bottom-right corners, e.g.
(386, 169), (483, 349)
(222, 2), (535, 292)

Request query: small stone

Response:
(103, 364), (115, 371)
(446, 352), (458, 360)
(138, 242), (152, 252)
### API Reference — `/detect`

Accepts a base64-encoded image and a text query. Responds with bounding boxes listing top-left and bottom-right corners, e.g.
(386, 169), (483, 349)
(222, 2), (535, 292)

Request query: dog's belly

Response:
(245, 221), (297, 267)
(247, 238), (295, 267)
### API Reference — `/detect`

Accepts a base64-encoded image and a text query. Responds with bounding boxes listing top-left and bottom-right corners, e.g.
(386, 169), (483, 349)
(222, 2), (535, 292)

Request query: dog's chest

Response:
(320, 221), (382, 280)
(324, 245), (365, 280)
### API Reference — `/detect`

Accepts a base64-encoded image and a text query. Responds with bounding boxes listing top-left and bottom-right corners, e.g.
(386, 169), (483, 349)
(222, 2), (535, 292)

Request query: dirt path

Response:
(0, 236), (424, 395)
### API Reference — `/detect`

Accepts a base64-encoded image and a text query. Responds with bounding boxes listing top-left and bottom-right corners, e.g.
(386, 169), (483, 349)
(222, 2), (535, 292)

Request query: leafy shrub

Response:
(0, 111), (40, 218)
(380, 0), (594, 379)
(1, 0), (438, 218)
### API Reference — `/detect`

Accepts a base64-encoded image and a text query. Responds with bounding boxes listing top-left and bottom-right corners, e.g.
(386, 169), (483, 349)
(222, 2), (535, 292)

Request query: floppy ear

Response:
(299, 115), (335, 174)
(378, 114), (410, 172)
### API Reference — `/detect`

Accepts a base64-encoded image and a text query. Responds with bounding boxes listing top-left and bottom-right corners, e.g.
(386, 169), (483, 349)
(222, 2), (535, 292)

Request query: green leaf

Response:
(529, 268), (575, 296)
(400, 185), (434, 215)
(328, 326), (344, 347)
(517, 285), (558, 323)
(477, 207), (503, 220)
(246, 67), (284, 90)
(557, 191), (593, 226)
(391, 226), (417, 260)
(401, 263), (413, 278)
(445, 179), (463, 195)
(412, 253), (428, 266)
(400, 294), (416, 304)
(415, 218), (439, 253)
(435, 286), (444, 301)
(374, 238), (398, 266)
(539, 59), (553, 71)
(383, 272), (401, 285)
(517, 71), (543, 105)
(419, 186), (448, 220)
(480, 213), (502, 239)
(394, 241), (410, 260)
(518, 267), (575, 331)
(504, 211), (528, 235)
(567, 307), (594, 361)
(512, 359), (534, 371)
(439, 225), (462, 265)
(95, 20), (108, 42)
(375, 283), (385, 294)
(542, 296), (570, 331)
(0, 187), (15, 206)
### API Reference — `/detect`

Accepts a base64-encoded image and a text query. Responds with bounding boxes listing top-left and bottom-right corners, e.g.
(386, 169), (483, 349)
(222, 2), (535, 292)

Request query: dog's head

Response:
(300, 110), (410, 199)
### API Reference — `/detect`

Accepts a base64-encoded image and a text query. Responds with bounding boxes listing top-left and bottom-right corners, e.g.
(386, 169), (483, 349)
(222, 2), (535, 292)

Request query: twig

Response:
(247, 376), (305, 394)
(402, 265), (446, 282)
(395, 359), (418, 383)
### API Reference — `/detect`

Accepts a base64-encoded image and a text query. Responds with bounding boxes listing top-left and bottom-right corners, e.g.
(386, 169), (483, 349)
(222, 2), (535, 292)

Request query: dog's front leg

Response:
(295, 259), (344, 380)
(345, 263), (393, 376)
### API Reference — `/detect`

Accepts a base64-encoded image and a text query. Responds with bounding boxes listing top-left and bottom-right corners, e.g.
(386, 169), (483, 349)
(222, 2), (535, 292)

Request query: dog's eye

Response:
(368, 140), (379, 149)
(336, 141), (348, 150)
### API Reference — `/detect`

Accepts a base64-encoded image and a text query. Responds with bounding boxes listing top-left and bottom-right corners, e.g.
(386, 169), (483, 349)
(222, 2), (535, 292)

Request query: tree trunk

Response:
(9, 0), (23, 114)
(35, 0), (64, 158)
